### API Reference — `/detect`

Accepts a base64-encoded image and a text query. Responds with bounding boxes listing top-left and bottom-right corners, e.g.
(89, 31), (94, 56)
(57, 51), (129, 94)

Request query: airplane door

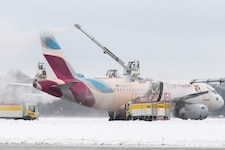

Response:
(157, 82), (164, 102)
(147, 81), (164, 102)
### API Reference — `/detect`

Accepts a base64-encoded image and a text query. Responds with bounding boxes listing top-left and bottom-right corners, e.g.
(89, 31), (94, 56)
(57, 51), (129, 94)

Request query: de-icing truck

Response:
(126, 102), (170, 121)
(0, 103), (39, 120)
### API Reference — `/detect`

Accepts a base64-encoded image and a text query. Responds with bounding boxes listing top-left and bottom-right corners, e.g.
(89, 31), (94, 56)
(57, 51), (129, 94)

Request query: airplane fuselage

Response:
(35, 76), (224, 113)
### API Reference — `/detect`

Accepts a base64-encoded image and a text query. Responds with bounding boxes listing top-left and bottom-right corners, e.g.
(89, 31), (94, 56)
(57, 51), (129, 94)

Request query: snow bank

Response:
(0, 117), (225, 147)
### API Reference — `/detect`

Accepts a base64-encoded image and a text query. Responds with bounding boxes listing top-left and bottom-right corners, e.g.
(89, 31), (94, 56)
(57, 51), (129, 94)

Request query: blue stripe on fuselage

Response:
(85, 78), (113, 93)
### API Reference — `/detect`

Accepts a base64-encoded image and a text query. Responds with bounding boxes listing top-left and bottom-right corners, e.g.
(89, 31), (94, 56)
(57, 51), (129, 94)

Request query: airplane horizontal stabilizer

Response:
(52, 81), (79, 89)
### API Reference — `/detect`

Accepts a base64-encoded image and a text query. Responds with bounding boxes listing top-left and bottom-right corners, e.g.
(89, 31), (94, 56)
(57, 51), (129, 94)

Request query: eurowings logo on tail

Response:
(34, 32), (113, 107)
(40, 32), (76, 80)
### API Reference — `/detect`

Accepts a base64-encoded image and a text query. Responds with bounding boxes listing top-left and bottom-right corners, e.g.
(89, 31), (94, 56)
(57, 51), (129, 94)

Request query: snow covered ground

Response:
(0, 117), (225, 147)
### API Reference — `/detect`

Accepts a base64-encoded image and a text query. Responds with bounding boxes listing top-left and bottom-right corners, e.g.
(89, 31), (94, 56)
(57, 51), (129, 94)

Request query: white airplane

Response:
(33, 31), (224, 120)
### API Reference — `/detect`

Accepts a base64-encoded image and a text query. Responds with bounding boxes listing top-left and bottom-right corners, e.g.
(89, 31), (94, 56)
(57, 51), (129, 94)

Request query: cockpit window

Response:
(212, 90), (218, 94)
(29, 105), (36, 112)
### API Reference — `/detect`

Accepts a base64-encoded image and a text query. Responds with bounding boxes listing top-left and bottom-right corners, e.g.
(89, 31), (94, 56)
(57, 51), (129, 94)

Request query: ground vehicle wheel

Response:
(23, 116), (32, 120)
(127, 115), (132, 120)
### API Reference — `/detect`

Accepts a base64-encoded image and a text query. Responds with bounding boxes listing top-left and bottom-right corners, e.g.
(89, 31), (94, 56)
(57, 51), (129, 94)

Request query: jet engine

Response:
(173, 103), (209, 120)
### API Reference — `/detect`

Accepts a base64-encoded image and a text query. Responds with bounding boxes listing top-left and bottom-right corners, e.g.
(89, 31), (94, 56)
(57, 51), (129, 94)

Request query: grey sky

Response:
(1, 0), (225, 80)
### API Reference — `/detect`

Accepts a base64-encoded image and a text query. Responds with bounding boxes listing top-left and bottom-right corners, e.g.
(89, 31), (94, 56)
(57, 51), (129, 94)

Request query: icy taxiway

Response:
(0, 117), (225, 147)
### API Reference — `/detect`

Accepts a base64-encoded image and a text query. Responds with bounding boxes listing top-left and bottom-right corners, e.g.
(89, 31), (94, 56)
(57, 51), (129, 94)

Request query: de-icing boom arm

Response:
(74, 24), (132, 76)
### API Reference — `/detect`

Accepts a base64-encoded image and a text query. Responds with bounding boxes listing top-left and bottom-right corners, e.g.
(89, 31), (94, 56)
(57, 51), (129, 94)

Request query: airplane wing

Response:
(52, 81), (78, 89)
(170, 91), (209, 112)
(171, 91), (208, 102)
(190, 78), (225, 84)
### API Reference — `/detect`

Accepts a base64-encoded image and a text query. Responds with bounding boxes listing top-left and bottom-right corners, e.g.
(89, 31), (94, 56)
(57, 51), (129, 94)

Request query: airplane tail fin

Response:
(40, 32), (77, 81)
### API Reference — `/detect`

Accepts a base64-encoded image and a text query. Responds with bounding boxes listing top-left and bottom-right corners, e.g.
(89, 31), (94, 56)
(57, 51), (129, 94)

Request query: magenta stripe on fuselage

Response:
(38, 80), (62, 97)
